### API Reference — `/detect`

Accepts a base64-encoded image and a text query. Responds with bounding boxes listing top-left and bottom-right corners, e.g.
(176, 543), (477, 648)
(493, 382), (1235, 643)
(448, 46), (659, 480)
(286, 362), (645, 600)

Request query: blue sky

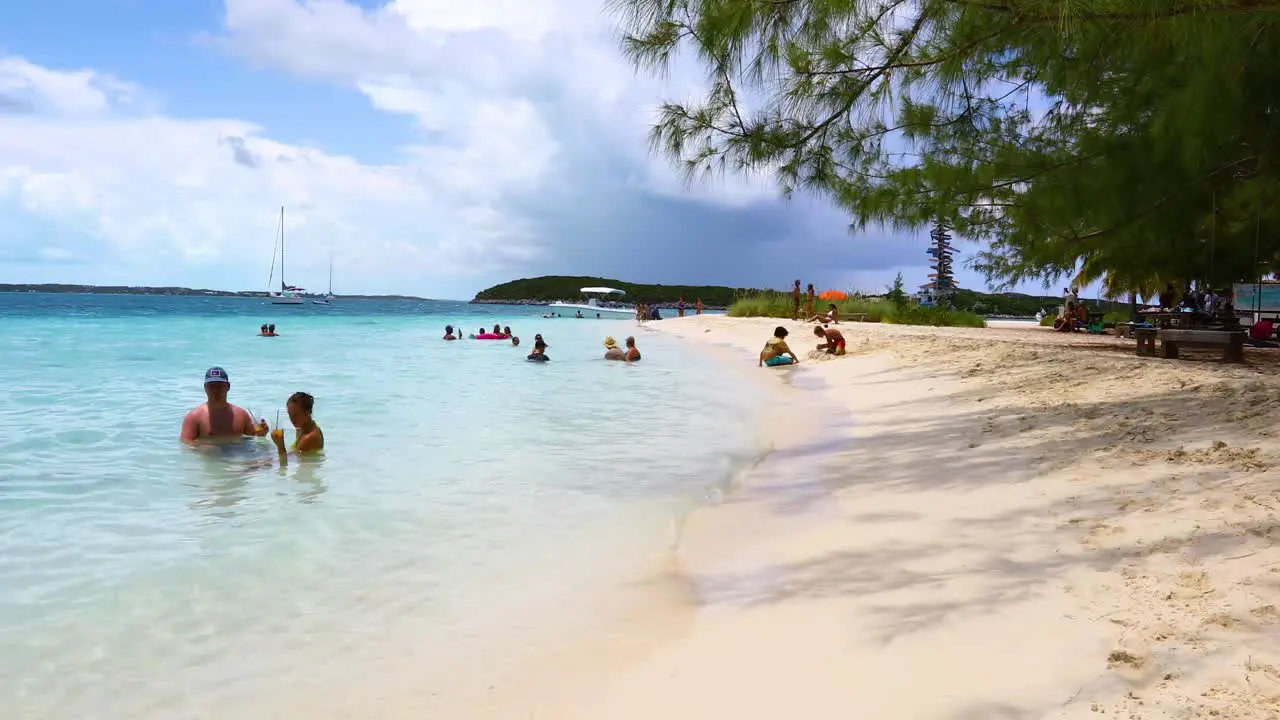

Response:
(0, 0), (1068, 300)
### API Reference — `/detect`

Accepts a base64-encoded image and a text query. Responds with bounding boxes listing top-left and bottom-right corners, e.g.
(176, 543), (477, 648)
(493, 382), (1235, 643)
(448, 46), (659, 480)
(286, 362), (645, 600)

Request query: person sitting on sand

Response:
(624, 336), (641, 362)
(271, 391), (324, 459)
(180, 367), (269, 444)
(813, 325), (846, 355)
(604, 336), (626, 361)
(807, 304), (838, 324)
(444, 325), (457, 340)
(759, 326), (799, 367)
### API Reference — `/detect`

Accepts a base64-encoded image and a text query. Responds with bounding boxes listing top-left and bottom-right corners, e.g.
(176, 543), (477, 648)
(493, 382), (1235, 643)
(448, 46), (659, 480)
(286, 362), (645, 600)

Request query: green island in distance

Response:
(471, 275), (1108, 317)
(0, 284), (427, 301)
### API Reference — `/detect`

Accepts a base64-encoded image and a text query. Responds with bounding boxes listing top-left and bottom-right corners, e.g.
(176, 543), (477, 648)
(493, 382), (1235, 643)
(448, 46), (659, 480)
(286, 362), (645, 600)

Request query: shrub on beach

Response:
(881, 304), (987, 328)
(1039, 315), (1057, 327)
(727, 290), (986, 328)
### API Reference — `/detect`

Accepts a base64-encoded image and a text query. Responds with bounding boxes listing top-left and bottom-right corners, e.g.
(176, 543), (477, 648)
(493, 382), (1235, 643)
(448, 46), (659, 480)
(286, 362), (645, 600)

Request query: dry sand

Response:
(568, 316), (1280, 719)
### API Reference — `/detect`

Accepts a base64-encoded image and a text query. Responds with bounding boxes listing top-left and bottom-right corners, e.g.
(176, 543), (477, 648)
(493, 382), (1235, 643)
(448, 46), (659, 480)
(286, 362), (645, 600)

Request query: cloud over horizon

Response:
(0, 0), (1025, 299)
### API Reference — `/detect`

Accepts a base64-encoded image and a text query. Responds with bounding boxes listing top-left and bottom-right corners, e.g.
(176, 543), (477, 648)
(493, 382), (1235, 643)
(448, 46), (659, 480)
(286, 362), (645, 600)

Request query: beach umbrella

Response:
(818, 289), (848, 300)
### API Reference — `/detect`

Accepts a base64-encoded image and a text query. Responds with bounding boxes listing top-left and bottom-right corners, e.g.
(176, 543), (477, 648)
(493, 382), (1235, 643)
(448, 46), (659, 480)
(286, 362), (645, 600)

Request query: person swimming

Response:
(759, 326), (799, 367)
(444, 325), (457, 340)
(511, 336), (521, 347)
(270, 391), (324, 462)
(624, 336), (641, 362)
(502, 326), (512, 337)
(527, 335), (550, 361)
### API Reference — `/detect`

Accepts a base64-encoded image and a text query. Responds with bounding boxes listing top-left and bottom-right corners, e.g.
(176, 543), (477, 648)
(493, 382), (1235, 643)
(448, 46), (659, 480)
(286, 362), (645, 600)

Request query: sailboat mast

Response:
(279, 206), (286, 293)
(328, 255), (333, 294)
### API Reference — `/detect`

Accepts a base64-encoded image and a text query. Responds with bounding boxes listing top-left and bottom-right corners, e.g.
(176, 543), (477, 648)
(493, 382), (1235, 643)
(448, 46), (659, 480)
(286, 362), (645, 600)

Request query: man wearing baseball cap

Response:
(179, 366), (269, 444)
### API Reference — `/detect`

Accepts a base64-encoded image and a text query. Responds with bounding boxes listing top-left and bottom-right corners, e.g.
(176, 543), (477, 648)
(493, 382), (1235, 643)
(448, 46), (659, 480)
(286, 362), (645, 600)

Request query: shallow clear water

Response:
(0, 294), (761, 718)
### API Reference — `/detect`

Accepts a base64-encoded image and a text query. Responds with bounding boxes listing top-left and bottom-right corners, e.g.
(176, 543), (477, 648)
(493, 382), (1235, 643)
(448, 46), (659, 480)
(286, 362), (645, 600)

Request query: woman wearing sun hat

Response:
(603, 336), (626, 361)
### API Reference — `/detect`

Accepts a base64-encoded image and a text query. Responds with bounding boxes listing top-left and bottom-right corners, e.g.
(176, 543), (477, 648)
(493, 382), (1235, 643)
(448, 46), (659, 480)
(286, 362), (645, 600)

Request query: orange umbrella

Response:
(818, 289), (848, 301)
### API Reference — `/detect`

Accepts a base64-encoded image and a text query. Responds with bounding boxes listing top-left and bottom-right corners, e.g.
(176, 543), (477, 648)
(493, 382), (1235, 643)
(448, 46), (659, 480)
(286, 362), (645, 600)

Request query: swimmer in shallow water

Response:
(271, 391), (324, 462)
(624, 336), (641, 362)
(181, 367), (270, 445)
(444, 325), (457, 340)
(528, 335), (550, 361)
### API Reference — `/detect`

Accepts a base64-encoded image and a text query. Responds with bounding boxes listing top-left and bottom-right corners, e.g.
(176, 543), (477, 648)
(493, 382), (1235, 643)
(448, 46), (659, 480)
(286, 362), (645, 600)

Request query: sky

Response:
(0, 0), (1067, 300)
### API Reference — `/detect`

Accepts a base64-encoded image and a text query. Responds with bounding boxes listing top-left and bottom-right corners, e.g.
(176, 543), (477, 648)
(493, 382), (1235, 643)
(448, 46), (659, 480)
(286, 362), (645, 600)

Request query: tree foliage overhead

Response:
(614, 0), (1280, 294)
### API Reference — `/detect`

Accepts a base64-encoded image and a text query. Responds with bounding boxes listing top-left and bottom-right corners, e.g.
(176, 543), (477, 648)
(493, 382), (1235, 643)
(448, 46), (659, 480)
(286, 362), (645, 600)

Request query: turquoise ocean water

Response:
(0, 294), (762, 718)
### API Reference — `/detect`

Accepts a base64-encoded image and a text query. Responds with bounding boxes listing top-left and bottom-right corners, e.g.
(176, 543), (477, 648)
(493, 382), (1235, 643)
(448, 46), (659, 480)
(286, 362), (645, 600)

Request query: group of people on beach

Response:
(180, 366), (323, 460)
(759, 324), (847, 367)
(441, 322), (641, 363)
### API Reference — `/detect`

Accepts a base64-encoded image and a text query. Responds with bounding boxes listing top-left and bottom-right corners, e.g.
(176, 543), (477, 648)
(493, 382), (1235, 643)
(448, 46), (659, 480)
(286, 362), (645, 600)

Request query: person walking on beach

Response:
(180, 367), (269, 444)
(792, 280), (802, 320)
(271, 391), (324, 458)
(804, 283), (815, 319)
(677, 297), (686, 318)
(695, 298), (703, 315)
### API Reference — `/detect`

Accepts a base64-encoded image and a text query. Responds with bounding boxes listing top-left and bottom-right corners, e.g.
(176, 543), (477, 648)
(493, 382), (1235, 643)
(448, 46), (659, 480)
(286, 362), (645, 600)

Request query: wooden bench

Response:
(1156, 329), (1246, 362)
(1134, 327), (1157, 356)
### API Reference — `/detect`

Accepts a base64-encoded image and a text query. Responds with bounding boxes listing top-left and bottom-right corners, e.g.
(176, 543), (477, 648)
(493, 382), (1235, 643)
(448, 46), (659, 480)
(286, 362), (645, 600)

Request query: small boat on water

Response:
(266, 207), (305, 305)
(312, 256), (335, 305)
(547, 287), (635, 318)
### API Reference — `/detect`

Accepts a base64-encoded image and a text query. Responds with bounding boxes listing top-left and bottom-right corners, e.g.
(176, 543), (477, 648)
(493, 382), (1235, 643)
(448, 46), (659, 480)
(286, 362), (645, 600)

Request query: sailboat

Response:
(267, 206), (305, 305)
(312, 256), (335, 305)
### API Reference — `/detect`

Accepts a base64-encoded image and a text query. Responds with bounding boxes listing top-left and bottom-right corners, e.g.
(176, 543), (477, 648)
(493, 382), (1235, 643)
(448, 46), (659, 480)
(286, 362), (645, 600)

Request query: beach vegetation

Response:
(887, 273), (908, 308)
(727, 291), (985, 327)
(613, 0), (1280, 292)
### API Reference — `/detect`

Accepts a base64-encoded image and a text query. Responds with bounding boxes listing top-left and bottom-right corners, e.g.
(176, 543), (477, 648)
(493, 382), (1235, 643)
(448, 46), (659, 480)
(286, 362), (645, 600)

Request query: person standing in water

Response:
(604, 336), (626, 360)
(180, 367), (269, 444)
(624, 336), (641, 362)
(271, 391), (324, 459)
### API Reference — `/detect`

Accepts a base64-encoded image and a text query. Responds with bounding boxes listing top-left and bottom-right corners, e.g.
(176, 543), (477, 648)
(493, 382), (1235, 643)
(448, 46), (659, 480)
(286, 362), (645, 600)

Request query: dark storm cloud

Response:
(520, 174), (931, 292)
(220, 135), (259, 168)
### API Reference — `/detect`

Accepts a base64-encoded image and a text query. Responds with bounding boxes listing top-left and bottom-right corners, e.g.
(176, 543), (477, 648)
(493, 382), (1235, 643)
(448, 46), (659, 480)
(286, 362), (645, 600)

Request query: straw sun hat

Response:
(603, 336), (618, 349)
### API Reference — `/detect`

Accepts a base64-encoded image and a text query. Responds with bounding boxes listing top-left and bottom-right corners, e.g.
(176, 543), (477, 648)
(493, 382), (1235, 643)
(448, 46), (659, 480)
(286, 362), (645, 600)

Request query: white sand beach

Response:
(562, 316), (1280, 719)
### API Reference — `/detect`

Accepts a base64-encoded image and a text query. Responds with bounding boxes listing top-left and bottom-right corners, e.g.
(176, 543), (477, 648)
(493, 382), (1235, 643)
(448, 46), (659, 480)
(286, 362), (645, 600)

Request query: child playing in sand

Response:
(759, 326), (799, 367)
(813, 325), (846, 355)
(271, 391), (324, 460)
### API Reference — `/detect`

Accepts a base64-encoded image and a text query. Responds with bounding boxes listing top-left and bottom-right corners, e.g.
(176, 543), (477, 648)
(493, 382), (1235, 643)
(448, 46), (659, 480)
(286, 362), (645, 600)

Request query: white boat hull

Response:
(270, 295), (305, 305)
(547, 302), (634, 317)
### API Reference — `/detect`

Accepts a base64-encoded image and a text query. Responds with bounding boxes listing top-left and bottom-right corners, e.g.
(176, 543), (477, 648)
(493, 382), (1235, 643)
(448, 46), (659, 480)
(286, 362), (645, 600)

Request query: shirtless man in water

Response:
(180, 367), (269, 444)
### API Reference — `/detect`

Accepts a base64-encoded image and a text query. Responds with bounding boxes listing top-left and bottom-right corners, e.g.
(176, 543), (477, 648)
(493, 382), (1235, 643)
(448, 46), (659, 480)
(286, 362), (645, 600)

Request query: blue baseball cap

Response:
(203, 367), (230, 385)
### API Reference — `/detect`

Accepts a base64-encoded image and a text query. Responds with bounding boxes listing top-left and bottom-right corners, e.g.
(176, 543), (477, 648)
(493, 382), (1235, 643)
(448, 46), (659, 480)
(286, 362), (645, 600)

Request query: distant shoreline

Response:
(469, 298), (729, 311)
(0, 285), (428, 301)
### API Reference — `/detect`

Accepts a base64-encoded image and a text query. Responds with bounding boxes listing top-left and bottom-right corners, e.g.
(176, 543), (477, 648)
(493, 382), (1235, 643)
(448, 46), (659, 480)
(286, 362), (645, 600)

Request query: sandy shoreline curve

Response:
(565, 315), (1280, 720)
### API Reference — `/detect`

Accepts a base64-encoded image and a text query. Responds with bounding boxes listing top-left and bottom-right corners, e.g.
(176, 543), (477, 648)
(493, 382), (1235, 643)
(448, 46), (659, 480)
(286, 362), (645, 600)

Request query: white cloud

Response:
(0, 0), (791, 295)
